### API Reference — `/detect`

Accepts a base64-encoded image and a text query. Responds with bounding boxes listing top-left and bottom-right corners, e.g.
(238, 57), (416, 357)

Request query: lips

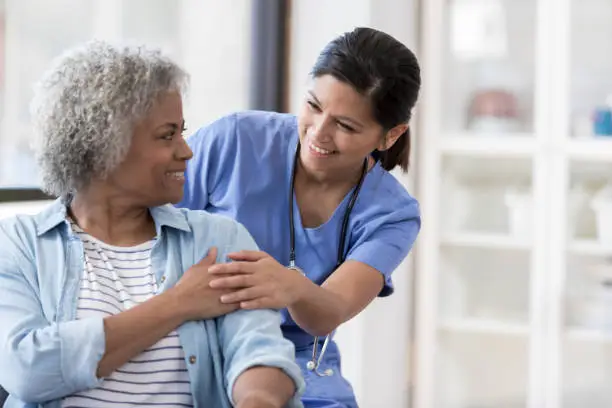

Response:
(166, 171), (185, 181)
(308, 141), (337, 155)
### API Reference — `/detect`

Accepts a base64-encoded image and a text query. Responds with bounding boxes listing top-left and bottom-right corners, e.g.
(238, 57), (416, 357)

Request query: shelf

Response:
(566, 138), (612, 162)
(439, 318), (529, 337)
(565, 327), (612, 343)
(568, 239), (612, 257)
(441, 232), (531, 250)
(438, 133), (538, 158)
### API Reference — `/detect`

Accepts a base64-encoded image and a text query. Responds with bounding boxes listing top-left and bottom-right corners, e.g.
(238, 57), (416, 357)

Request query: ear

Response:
(377, 124), (408, 151)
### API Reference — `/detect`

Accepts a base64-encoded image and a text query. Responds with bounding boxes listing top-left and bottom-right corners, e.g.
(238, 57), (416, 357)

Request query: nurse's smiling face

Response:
(297, 75), (386, 178)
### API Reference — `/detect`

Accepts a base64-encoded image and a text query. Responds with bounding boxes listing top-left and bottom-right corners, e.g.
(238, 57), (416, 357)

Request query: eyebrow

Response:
(307, 91), (365, 129)
(156, 120), (186, 131)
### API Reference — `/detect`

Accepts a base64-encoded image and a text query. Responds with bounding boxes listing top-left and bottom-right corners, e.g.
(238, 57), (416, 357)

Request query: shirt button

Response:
(189, 355), (196, 364)
(160, 275), (166, 283)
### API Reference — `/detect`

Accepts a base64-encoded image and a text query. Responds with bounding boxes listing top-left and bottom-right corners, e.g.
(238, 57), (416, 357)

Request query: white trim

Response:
(545, 0), (572, 405)
(412, 0), (443, 405)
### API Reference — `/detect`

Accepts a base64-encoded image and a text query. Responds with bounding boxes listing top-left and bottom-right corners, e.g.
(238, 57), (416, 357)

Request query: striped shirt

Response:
(61, 222), (194, 408)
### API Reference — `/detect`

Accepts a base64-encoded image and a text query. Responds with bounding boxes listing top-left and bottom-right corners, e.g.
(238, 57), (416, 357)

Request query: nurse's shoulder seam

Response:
(365, 167), (420, 217)
(187, 110), (296, 144)
(185, 112), (239, 147)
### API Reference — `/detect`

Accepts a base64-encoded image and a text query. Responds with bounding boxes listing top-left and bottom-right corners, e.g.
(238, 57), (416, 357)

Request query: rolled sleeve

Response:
(219, 309), (305, 407)
(59, 318), (106, 390)
(217, 221), (304, 406)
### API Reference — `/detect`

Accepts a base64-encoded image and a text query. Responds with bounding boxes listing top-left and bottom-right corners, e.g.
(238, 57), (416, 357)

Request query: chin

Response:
(166, 194), (183, 205)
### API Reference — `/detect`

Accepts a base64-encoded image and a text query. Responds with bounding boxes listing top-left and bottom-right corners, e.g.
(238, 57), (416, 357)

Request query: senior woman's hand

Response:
(171, 247), (240, 320)
(98, 247), (239, 377)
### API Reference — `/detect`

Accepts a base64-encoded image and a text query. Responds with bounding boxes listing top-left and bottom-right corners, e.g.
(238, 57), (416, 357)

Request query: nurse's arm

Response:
(289, 211), (420, 337)
(288, 260), (384, 336)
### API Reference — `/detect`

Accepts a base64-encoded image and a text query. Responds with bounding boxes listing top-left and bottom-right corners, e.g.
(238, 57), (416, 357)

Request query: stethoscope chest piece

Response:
(288, 143), (368, 379)
(307, 359), (334, 377)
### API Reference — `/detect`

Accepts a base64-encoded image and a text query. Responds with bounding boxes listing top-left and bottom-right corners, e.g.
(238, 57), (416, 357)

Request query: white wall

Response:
(178, 0), (252, 127)
(288, 1), (420, 406)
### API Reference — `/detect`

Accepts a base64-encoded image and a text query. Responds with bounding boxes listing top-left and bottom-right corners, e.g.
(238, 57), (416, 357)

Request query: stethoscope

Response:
(288, 142), (368, 377)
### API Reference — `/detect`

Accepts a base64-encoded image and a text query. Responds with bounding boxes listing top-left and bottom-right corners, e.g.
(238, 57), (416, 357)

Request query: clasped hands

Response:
(173, 247), (306, 320)
(208, 248), (306, 310)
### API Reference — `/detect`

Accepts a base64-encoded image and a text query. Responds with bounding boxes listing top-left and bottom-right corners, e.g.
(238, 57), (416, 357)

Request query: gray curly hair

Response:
(30, 40), (189, 197)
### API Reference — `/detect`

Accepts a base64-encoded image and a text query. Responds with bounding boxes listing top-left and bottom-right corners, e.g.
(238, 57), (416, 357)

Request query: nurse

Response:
(178, 27), (421, 407)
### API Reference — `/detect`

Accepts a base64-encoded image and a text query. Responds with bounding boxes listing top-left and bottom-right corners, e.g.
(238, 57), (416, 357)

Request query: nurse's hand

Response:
(207, 250), (307, 310)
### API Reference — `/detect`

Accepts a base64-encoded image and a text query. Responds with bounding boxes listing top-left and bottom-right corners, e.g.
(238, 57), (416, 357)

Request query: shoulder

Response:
(171, 207), (258, 254)
(0, 212), (48, 270)
(0, 199), (68, 251)
(181, 207), (242, 234)
(0, 214), (35, 237)
(188, 110), (297, 142)
(163, 205), (242, 238)
(187, 110), (297, 150)
(234, 110), (297, 135)
(357, 165), (420, 227)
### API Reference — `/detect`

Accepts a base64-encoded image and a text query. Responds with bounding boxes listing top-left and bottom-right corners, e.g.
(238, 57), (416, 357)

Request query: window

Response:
(0, 0), (252, 199)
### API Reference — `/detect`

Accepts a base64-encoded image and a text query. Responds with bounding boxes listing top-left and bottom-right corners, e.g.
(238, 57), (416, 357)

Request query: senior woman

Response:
(0, 41), (303, 408)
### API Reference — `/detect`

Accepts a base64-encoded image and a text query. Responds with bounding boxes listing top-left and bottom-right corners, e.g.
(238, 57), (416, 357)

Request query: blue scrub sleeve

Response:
(345, 199), (421, 296)
(177, 114), (238, 211)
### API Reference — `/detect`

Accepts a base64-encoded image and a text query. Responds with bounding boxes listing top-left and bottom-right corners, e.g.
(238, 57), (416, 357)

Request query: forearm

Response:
(233, 366), (295, 408)
(97, 288), (185, 377)
(287, 275), (348, 337)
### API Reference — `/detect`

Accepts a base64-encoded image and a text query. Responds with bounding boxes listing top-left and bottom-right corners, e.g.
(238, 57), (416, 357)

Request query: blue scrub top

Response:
(178, 111), (421, 407)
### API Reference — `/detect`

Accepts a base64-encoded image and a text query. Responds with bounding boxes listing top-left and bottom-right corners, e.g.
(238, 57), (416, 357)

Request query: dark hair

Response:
(311, 27), (421, 172)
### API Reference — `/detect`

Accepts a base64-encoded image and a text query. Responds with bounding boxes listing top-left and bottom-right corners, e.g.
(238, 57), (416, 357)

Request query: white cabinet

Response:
(414, 0), (612, 407)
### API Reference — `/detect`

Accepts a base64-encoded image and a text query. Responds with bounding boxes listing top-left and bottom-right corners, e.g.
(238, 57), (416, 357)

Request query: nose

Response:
(175, 136), (193, 161)
(309, 114), (333, 143)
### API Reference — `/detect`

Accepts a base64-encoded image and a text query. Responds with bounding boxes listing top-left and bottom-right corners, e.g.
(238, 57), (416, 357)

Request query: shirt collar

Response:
(34, 197), (191, 236)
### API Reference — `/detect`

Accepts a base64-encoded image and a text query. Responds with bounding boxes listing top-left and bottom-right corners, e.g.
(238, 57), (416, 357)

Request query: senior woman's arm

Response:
(232, 366), (296, 408)
(218, 224), (304, 408)
(220, 308), (303, 408)
(0, 221), (222, 403)
(0, 223), (112, 402)
(0, 265), (185, 402)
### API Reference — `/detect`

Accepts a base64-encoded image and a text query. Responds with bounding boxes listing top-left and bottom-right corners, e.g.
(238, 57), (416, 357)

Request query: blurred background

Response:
(0, 0), (611, 407)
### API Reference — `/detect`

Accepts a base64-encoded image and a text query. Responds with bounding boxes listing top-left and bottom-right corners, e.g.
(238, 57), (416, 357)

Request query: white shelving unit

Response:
(414, 0), (612, 407)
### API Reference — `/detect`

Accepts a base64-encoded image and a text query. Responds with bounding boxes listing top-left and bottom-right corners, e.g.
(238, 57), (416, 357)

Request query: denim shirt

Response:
(0, 199), (304, 408)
